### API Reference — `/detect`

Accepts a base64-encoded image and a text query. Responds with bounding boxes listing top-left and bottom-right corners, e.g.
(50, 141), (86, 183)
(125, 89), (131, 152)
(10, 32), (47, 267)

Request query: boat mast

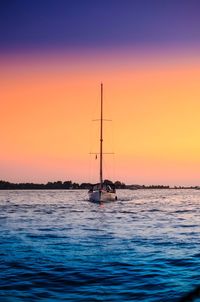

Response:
(100, 83), (103, 188)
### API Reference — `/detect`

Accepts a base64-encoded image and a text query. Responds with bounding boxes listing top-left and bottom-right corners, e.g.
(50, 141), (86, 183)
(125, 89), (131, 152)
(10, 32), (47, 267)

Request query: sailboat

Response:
(88, 83), (117, 202)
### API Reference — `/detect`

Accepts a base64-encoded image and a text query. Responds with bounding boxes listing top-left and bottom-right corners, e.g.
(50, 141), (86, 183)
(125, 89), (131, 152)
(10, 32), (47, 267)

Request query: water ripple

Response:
(0, 189), (200, 301)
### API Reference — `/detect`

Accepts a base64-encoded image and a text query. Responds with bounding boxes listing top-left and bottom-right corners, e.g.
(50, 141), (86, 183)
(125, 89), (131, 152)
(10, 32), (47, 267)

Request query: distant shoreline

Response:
(0, 180), (199, 190)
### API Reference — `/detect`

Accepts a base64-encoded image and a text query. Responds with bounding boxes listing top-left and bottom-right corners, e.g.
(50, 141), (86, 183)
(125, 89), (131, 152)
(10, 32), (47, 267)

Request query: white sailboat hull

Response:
(88, 190), (117, 203)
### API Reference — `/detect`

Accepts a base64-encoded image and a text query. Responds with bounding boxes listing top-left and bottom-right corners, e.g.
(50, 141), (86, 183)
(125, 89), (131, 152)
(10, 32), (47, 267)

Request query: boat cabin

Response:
(89, 183), (116, 193)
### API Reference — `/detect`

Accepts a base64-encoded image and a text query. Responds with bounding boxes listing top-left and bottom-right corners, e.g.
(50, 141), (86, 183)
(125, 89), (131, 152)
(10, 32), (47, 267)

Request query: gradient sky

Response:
(1, 0), (200, 185)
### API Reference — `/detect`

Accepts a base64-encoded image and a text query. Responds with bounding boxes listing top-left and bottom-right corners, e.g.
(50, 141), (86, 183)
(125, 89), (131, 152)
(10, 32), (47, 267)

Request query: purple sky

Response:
(0, 0), (200, 53)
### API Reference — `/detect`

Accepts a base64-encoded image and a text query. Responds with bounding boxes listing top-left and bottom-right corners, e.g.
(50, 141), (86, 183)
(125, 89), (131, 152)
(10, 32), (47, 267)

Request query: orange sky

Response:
(1, 50), (200, 185)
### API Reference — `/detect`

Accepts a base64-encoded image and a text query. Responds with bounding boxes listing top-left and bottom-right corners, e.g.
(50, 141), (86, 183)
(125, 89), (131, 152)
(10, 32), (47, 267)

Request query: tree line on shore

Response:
(0, 179), (178, 190)
(1, 180), (199, 190)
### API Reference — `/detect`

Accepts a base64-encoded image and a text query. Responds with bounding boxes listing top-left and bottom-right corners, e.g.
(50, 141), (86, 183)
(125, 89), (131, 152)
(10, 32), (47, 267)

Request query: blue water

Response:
(0, 189), (200, 301)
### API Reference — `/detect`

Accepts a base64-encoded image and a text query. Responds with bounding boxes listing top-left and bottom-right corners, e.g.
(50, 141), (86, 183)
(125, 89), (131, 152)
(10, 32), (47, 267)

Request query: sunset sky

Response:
(1, 0), (200, 186)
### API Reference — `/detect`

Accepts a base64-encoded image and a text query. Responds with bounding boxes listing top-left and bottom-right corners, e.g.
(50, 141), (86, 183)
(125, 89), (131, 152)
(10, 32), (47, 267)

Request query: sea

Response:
(0, 189), (200, 302)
